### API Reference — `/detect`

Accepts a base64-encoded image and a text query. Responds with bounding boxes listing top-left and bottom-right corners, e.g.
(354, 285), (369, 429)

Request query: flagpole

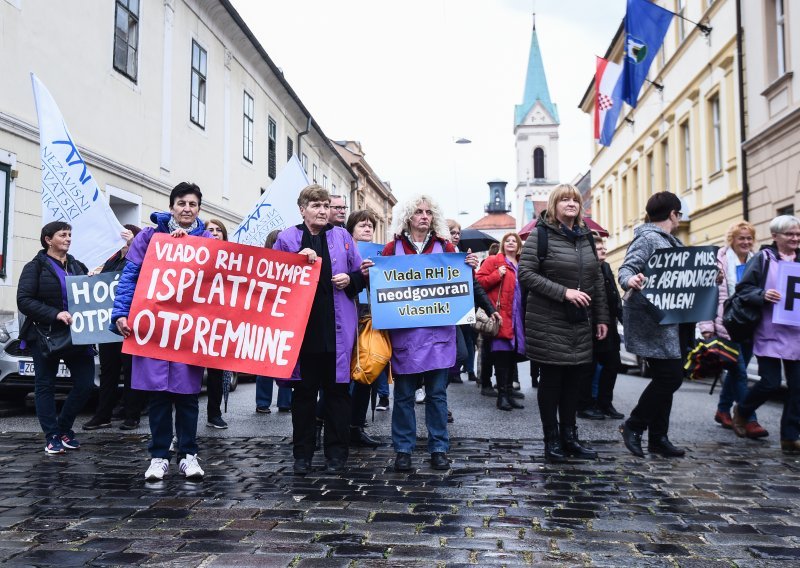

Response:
(671, 12), (712, 36)
(645, 78), (664, 92)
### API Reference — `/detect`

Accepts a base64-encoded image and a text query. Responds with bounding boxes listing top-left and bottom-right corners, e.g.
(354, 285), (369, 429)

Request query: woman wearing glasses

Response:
(732, 215), (800, 454)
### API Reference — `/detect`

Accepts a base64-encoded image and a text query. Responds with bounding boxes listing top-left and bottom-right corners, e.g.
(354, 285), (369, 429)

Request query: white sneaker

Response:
(179, 454), (204, 479)
(144, 458), (169, 481)
(414, 388), (425, 404)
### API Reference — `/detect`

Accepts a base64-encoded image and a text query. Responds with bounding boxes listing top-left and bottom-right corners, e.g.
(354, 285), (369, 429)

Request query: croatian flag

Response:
(594, 57), (624, 147)
(31, 74), (126, 270)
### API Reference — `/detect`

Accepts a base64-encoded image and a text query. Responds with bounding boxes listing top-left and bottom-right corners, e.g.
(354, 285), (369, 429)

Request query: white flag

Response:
(231, 155), (308, 246)
(31, 73), (125, 269)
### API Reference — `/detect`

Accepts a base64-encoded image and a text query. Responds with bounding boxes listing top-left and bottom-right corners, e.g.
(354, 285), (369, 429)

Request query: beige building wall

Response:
(742, 0), (800, 239)
(579, 0), (746, 272)
(0, 0), (355, 313)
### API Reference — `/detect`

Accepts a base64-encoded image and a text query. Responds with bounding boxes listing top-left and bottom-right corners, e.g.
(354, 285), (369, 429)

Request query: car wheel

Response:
(229, 373), (238, 392)
(637, 356), (651, 378)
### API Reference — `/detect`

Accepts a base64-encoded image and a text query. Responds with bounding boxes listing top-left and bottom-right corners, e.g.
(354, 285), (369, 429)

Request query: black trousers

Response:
(293, 352), (350, 461)
(537, 363), (593, 429)
(206, 368), (223, 419)
(626, 358), (683, 437)
(95, 342), (144, 421)
(351, 381), (376, 427)
(480, 339), (495, 388)
(596, 348), (622, 408)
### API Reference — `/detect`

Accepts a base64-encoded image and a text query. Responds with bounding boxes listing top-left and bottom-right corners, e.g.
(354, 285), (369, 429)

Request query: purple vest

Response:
(754, 249), (800, 361)
(388, 239), (457, 375)
(274, 225), (361, 383)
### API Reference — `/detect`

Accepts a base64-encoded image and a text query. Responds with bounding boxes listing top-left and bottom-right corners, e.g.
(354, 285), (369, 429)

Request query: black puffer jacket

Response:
(518, 214), (609, 365)
(595, 262), (622, 353)
(17, 250), (88, 342)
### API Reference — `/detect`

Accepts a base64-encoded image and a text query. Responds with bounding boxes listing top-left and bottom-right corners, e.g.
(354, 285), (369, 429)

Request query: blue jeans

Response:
(376, 369), (390, 398)
(740, 356), (800, 441)
(255, 376), (292, 409)
(718, 342), (756, 421)
(392, 368), (449, 454)
(148, 391), (199, 460)
(32, 343), (95, 439)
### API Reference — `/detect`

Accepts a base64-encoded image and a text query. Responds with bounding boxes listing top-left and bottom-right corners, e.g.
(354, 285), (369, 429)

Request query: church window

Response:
(533, 148), (545, 179)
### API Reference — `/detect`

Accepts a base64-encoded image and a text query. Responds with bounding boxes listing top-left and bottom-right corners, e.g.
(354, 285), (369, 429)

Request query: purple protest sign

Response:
(772, 261), (800, 327)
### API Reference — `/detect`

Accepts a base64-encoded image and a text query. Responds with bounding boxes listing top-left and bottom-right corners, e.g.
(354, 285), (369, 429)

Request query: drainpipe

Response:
(735, 0), (750, 220)
(297, 116), (312, 159)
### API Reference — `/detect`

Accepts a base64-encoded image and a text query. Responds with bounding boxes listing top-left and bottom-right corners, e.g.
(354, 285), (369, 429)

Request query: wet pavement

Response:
(1, 373), (799, 566)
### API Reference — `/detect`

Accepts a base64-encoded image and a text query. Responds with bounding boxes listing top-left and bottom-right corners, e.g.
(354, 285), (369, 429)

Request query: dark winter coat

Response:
(518, 213), (609, 365)
(17, 250), (88, 342)
(594, 261), (622, 353)
(617, 223), (684, 359)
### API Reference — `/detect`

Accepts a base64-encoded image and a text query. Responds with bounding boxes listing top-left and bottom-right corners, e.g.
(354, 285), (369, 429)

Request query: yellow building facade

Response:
(579, 0), (746, 272)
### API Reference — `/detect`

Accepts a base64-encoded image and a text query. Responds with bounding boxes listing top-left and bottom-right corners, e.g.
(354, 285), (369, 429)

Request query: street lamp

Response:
(452, 137), (472, 221)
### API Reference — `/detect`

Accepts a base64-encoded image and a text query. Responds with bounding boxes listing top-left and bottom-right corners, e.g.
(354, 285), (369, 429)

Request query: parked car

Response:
(0, 316), (101, 396)
(617, 322), (639, 373)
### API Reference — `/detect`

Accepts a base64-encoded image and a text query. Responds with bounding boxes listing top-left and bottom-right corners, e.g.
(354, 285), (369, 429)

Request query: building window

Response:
(287, 137), (294, 161)
(312, 164), (318, 183)
(113, 0), (139, 82)
(680, 121), (692, 191)
(710, 95), (722, 172)
(630, 166), (639, 222)
(332, 183), (336, 193)
(268, 117), (277, 179)
(242, 92), (254, 163)
(647, 152), (654, 194)
(777, 204), (795, 216)
(661, 139), (669, 192)
(533, 148), (545, 179)
(190, 40), (207, 129)
(776, 0), (787, 76)
(676, 0), (686, 41)
(301, 153), (308, 173)
(322, 175), (328, 189)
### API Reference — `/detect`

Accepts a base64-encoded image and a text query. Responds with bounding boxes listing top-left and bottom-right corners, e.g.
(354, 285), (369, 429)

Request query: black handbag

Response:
(33, 323), (75, 358)
(722, 295), (762, 343)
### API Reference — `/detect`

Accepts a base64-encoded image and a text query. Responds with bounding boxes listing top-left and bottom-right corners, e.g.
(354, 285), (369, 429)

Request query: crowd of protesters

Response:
(17, 182), (800, 480)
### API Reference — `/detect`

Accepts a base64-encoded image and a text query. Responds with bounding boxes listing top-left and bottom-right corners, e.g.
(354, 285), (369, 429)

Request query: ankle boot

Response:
(507, 390), (524, 409)
(495, 370), (512, 411)
(561, 424), (597, 459)
(350, 426), (381, 448)
(543, 424), (568, 462)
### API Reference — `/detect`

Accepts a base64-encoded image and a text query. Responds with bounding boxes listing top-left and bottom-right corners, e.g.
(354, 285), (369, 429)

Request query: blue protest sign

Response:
(357, 242), (384, 304)
(369, 253), (475, 330)
(66, 271), (123, 344)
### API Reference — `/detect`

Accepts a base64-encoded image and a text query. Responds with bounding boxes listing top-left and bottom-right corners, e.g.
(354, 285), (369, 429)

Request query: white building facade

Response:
(0, 0), (356, 312)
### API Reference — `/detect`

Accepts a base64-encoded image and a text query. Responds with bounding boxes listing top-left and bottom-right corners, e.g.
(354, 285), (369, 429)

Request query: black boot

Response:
(543, 425), (568, 463)
(314, 422), (323, 451)
(350, 426), (381, 448)
(496, 369), (512, 411)
(561, 424), (597, 459)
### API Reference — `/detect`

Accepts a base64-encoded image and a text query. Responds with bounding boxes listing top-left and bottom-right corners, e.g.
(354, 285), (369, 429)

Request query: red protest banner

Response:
(123, 234), (320, 378)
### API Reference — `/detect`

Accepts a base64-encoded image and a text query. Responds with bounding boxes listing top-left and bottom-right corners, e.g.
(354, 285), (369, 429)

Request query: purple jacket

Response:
(751, 248), (800, 360)
(274, 224), (361, 383)
(112, 213), (211, 394)
(386, 238), (456, 375)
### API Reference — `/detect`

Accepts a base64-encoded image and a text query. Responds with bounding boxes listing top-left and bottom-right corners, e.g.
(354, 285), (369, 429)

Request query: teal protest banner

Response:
(369, 253), (474, 330)
(66, 271), (123, 344)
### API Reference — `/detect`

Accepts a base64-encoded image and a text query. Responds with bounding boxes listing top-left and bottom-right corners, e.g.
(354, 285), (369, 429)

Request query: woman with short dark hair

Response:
(18, 221), (94, 454)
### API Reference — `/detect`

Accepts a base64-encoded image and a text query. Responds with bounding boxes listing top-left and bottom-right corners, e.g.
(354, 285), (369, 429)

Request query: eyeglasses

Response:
(780, 232), (800, 238)
(331, 206), (348, 211)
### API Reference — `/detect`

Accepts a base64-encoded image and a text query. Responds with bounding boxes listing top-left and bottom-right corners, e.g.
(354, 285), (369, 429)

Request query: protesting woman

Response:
(112, 182), (211, 480)
(476, 232), (526, 411)
(346, 209), (382, 448)
(698, 221), (766, 436)
(18, 222), (94, 454)
(618, 191), (688, 458)
(382, 194), (478, 472)
(274, 185), (365, 474)
(732, 215), (800, 453)
(518, 184), (609, 462)
(203, 218), (234, 430)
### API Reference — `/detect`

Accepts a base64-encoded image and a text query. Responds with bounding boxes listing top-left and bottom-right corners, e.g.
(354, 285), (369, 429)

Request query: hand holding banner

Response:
(357, 242), (384, 304)
(369, 253), (474, 330)
(123, 234), (320, 377)
(641, 246), (719, 324)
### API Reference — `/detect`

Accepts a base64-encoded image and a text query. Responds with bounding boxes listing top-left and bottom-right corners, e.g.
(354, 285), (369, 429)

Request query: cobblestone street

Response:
(1, 375), (799, 566)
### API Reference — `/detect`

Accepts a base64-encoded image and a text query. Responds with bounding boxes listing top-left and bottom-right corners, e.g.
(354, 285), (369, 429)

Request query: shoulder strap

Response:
(537, 224), (548, 264)
(587, 231), (598, 259)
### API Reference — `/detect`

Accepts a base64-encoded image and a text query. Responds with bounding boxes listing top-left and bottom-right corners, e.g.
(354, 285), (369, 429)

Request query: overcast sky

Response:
(230, 0), (626, 227)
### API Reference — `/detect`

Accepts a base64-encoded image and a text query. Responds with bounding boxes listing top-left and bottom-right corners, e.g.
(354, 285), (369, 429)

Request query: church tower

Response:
(514, 15), (560, 230)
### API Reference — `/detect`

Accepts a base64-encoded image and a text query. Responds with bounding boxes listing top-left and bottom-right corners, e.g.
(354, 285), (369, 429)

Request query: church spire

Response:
(514, 18), (559, 126)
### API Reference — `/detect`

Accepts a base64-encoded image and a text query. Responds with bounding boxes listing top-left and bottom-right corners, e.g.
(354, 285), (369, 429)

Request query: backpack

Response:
(722, 252), (770, 342)
(351, 310), (392, 385)
(536, 223), (597, 264)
